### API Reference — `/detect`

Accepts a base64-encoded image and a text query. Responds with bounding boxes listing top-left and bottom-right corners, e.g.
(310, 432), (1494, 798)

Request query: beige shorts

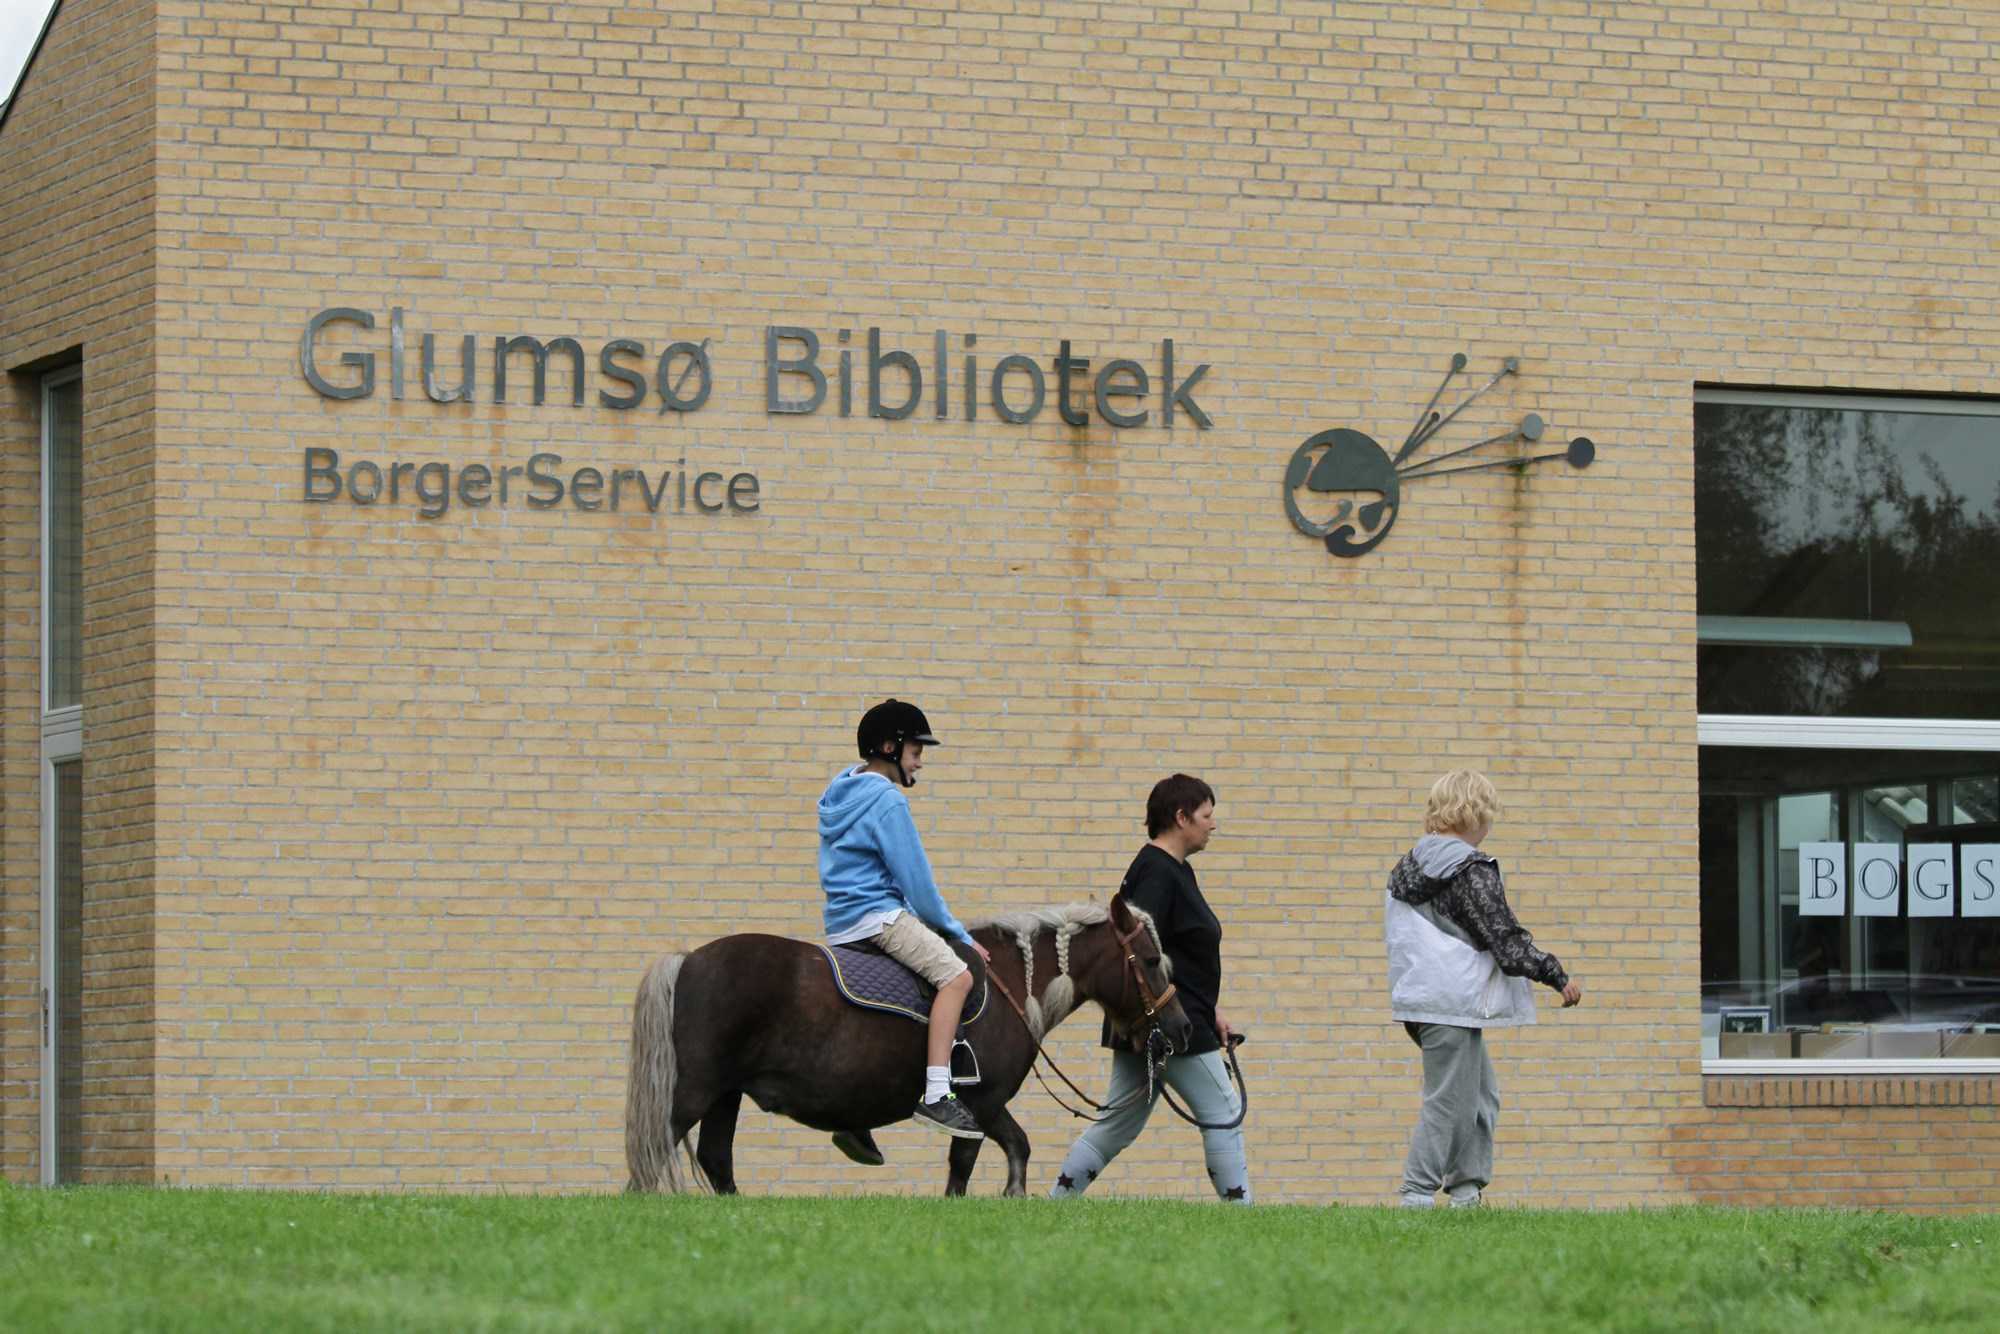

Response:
(879, 912), (970, 989)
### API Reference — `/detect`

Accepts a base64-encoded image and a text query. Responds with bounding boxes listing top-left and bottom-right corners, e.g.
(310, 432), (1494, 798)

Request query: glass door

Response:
(40, 367), (82, 1183)
(43, 759), (82, 1182)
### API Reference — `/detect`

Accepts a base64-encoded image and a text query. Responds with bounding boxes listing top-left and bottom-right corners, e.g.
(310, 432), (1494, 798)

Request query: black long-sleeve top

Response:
(1100, 843), (1225, 1056)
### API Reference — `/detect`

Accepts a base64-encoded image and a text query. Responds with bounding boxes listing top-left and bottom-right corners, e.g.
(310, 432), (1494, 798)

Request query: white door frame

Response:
(39, 743), (78, 1185)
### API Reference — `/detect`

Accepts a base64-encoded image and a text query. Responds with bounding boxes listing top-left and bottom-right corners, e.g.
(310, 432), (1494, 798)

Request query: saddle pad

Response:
(816, 942), (988, 1027)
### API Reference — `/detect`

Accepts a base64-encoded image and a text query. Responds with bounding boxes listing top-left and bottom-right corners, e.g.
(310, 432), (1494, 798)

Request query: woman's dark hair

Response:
(1146, 773), (1216, 838)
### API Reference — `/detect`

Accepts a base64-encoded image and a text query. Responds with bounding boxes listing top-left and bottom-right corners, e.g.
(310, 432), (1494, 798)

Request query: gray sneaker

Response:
(1447, 1186), (1482, 1209)
(913, 1093), (984, 1139)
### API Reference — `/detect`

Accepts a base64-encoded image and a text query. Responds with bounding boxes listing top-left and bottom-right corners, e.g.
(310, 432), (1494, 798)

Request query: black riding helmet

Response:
(856, 699), (939, 788)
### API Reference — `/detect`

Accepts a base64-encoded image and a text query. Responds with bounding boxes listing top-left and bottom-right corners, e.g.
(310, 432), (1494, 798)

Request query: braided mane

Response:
(969, 902), (1166, 1040)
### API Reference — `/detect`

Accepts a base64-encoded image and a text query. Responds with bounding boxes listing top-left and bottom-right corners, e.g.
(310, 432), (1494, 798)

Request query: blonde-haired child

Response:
(1424, 768), (1502, 837)
(1384, 769), (1581, 1208)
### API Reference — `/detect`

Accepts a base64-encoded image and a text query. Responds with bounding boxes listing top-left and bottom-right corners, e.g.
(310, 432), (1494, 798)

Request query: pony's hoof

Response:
(831, 1130), (885, 1167)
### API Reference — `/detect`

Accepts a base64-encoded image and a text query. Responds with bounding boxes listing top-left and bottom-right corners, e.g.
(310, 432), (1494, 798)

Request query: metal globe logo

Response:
(1284, 354), (1596, 558)
(1283, 427), (1403, 557)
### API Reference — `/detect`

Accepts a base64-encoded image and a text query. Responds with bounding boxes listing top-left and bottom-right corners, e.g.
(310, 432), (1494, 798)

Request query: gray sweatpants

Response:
(1047, 1048), (1251, 1203)
(1400, 1022), (1499, 1199)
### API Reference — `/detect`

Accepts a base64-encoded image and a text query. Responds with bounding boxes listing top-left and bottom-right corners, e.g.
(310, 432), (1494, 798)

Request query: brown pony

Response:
(625, 894), (1191, 1196)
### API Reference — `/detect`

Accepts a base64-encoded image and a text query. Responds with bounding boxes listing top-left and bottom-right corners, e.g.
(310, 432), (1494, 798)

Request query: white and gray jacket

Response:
(1384, 835), (1568, 1029)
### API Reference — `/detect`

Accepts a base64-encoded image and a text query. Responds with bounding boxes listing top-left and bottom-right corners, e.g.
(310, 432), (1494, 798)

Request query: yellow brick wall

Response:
(1685, 1076), (2000, 1209)
(6, 0), (1997, 1204)
(0, 0), (158, 1182)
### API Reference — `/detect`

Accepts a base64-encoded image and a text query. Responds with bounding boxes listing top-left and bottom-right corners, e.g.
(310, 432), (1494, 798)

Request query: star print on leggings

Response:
(1224, 1185), (1247, 1201)
(1056, 1173), (1075, 1190)
(1086, 1168), (1097, 1180)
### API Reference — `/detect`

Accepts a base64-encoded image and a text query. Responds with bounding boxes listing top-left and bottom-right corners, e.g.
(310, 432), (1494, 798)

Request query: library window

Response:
(1697, 391), (2000, 1065)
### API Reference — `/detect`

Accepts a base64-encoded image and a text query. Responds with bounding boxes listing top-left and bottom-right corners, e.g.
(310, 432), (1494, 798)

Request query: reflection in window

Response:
(46, 376), (82, 711)
(1950, 776), (1998, 826)
(1695, 397), (2000, 719)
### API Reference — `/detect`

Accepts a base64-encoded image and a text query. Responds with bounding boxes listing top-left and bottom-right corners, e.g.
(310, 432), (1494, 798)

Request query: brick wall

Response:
(0, 0), (158, 1182)
(1675, 1077), (2000, 1210)
(5, 0), (1997, 1206)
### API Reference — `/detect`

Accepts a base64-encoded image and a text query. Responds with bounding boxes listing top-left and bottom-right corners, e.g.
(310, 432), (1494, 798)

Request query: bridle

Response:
(1112, 916), (1178, 1026)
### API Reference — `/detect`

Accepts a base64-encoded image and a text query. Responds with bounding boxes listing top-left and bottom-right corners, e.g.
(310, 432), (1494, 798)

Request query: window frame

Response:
(1696, 386), (2000, 1076)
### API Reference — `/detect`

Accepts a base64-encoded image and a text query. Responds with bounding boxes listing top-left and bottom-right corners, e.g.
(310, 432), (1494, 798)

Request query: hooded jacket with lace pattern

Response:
(1384, 834), (1567, 1028)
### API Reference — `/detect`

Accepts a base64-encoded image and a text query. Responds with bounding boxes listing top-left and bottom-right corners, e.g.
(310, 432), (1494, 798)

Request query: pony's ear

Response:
(1109, 892), (1136, 932)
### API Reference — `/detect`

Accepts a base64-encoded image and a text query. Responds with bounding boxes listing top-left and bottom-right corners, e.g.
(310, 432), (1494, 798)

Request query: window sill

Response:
(1705, 1059), (2000, 1076)
(1697, 714), (2000, 748)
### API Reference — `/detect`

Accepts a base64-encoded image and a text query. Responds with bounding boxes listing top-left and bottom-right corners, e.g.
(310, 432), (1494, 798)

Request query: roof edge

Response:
(0, 0), (66, 138)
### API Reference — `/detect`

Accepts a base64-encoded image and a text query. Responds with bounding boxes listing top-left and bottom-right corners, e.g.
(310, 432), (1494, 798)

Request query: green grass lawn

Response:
(3, 1182), (1995, 1332)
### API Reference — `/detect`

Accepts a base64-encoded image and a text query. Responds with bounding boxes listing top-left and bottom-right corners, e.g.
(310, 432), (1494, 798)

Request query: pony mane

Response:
(968, 902), (1166, 1040)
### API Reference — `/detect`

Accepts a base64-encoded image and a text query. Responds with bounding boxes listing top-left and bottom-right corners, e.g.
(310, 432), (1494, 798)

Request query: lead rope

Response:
(1152, 1031), (1249, 1132)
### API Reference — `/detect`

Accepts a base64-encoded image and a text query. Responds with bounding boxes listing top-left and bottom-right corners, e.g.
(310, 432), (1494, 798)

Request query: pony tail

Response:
(625, 953), (688, 1193)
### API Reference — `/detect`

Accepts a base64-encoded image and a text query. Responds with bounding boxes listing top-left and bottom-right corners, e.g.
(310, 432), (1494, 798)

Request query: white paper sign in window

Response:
(1797, 842), (1845, 916)
(1852, 843), (1902, 917)
(1963, 845), (2000, 919)
(1905, 844), (1954, 917)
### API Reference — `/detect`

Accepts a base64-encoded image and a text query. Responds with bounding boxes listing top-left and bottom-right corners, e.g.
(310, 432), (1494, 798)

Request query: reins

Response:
(982, 966), (1151, 1123)
(979, 921), (1248, 1130)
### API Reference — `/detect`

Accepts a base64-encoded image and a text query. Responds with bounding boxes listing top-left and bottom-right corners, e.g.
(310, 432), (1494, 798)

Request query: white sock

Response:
(924, 1066), (950, 1102)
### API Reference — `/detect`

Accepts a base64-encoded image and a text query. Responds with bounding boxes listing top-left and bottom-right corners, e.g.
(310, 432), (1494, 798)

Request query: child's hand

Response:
(1560, 981), (1583, 1007)
(969, 940), (991, 964)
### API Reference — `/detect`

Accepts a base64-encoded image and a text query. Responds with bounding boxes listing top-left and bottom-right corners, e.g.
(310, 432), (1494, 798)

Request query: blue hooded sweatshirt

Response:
(817, 765), (973, 946)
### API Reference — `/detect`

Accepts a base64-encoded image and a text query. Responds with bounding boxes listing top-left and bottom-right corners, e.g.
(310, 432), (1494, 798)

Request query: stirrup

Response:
(949, 1036), (981, 1087)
